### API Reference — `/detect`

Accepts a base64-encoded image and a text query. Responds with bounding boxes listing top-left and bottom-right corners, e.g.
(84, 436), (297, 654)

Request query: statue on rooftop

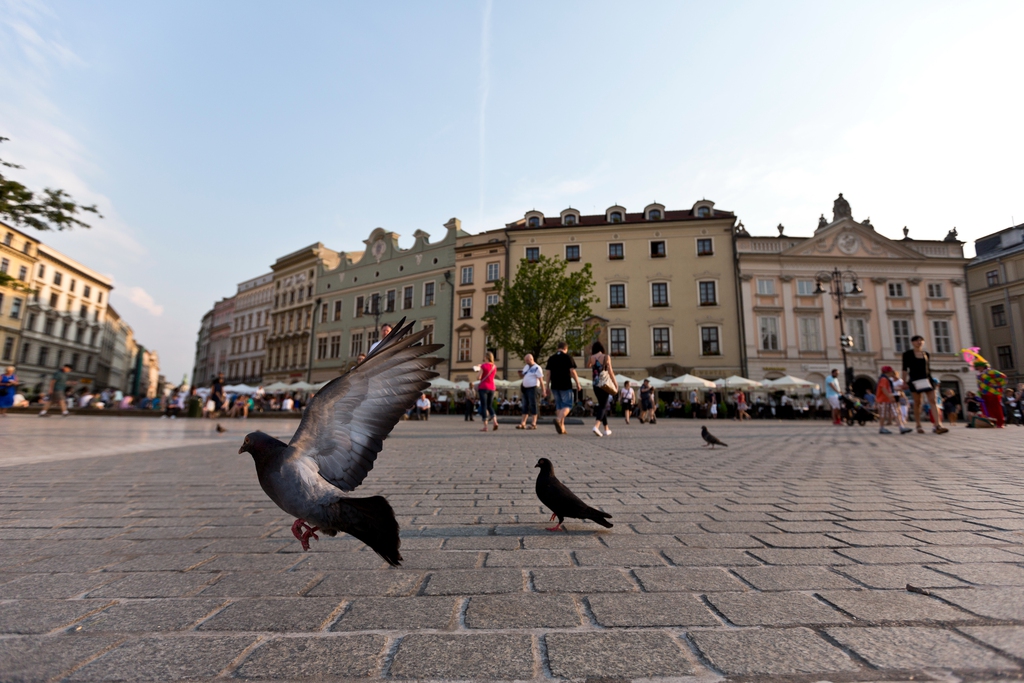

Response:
(833, 193), (852, 222)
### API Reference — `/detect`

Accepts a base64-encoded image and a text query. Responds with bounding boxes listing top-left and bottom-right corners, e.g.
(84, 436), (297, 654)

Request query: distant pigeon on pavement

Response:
(239, 318), (442, 565)
(534, 458), (613, 532)
(701, 425), (727, 449)
(216, 423), (227, 433)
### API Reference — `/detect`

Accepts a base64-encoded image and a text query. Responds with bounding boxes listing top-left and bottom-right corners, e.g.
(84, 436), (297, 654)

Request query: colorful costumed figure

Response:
(975, 360), (1008, 428)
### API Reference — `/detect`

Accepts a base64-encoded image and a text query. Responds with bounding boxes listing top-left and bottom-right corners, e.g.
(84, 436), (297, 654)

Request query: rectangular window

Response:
(849, 318), (867, 351)
(756, 278), (775, 295)
(997, 345), (1014, 370)
(609, 284), (626, 308)
(653, 327), (671, 356)
(70, 352), (78, 370)
(888, 282), (905, 297)
(17, 266), (27, 281)
(486, 293), (498, 311)
(369, 293), (380, 315)
(1, 337), (12, 361)
(759, 316), (780, 350)
(932, 320), (952, 353)
(525, 247), (540, 263)
(79, 305), (87, 319)
(333, 300), (342, 321)
(701, 327), (721, 356)
(699, 281), (717, 306)
(53, 272), (62, 286)
(385, 289), (396, 313)
(608, 243), (624, 260)
(650, 241), (666, 258)
(20, 342), (30, 363)
(460, 296), (472, 318)
(893, 320), (911, 352)
(927, 283), (944, 298)
(651, 282), (668, 307)
(355, 295), (364, 317)
(0, 258), (8, 274)
(367, 329), (379, 349)
(97, 292), (103, 304)
(796, 279), (816, 296)
(486, 263), (500, 282)
(403, 286), (414, 310)
(9, 298), (21, 320)
(69, 279), (76, 293)
(567, 328), (583, 356)
(798, 317), (821, 351)
(697, 238), (713, 256)
(458, 336), (471, 362)
(320, 303), (328, 323)
(609, 328), (627, 356)
(317, 336), (328, 360)
(38, 346), (49, 367)
(329, 335), (341, 358)
(0, 293), (4, 316)
(350, 333), (363, 357)
(83, 285), (91, 298)
(49, 293), (58, 308)
(44, 317), (54, 335)
(565, 245), (580, 262)
(461, 266), (474, 285)
(987, 270), (1000, 286)
(37, 264), (44, 278)
(992, 304), (1007, 327)
(423, 282), (435, 306)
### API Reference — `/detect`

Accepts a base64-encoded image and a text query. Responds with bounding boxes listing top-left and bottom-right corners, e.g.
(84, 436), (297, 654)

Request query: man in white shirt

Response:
(368, 323), (393, 354)
(415, 393), (431, 421)
(517, 354), (546, 430)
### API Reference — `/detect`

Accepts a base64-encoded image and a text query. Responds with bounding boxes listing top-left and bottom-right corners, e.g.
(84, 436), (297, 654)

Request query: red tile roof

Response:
(505, 209), (734, 230)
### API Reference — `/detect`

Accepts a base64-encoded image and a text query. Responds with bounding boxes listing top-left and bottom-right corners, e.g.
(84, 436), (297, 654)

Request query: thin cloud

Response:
(126, 286), (164, 317)
(477, 0), (493, 228)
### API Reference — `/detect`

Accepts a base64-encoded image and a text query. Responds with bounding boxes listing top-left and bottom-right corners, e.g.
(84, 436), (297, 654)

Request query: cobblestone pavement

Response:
(1, 415), (1023, 682)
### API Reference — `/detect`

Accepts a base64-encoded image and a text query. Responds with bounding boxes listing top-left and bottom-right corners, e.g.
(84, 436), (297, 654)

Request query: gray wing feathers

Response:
(289, 322), (443, 491)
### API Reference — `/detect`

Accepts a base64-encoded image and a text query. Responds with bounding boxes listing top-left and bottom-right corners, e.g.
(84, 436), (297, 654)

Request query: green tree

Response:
(482, 254), (599, 361)
(0, 137), (101, 232)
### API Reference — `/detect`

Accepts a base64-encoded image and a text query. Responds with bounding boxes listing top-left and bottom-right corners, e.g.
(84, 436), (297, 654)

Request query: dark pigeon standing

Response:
(701, 425), (727, 449)
(534, 458), (613, 532)
(216, 423), (227, 433)
(239, 319), (442, 565)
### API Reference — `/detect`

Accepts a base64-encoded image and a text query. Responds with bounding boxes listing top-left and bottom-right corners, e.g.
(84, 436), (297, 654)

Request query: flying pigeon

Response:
(216, 423), (227, 433)
(701, 425), (727, 449)
(534, 458), (613, 532)
(239, 319), (442, 565)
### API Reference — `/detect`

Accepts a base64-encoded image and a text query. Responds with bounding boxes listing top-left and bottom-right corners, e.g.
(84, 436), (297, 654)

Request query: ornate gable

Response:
(781, 219), (925, 260)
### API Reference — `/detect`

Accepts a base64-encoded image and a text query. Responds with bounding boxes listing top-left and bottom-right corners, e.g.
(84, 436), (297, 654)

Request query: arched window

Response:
(610, 212), (623, 223)
(528, 216), (540, 227)
(697, 207), (710, 218)
(564, 214), (576, 226)
(648, 209), (662, 220)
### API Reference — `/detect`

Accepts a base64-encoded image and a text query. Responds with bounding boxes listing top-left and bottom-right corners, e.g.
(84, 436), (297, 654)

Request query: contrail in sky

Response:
(477, 0), (493, 229)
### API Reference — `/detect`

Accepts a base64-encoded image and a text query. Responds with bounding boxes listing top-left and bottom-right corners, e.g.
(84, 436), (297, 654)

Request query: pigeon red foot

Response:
(545, 513), (566, 532)
(291, 518), (320, 551)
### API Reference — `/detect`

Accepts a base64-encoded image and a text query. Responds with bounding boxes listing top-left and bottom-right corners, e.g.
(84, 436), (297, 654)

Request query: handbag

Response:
(912, 378), (933, 391)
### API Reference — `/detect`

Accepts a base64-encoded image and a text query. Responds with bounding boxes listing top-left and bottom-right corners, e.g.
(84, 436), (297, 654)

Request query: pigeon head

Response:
(701, 425), (708, 434)
(535, 458), (554, 473)
(239, 431), (286, 461)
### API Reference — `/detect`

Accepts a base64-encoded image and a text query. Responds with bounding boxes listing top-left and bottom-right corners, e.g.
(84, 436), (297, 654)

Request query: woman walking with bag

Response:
(901, 335), (948, 434)
(587, 341), (618, 437)
(477, 352), (499, 432)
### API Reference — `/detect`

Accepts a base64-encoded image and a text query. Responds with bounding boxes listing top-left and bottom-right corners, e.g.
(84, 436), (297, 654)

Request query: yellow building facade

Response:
(0, 223), (40, 366)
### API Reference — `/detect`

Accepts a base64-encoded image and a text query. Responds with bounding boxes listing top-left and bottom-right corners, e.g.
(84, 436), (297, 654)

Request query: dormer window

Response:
(697, 207), (710, 218)
(610, 212), (623, 223)
(528, 216), (540, 227)
(564, 214), (576, 226)
(648, 209), (662, 220)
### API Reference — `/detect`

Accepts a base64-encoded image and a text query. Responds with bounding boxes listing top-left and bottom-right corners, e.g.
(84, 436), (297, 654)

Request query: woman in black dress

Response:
(901, 335), (948, 434)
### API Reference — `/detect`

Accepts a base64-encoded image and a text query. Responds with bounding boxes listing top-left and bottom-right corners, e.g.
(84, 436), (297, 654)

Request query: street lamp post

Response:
(364, 293), (383, 337)
(814, 267), (862, 393)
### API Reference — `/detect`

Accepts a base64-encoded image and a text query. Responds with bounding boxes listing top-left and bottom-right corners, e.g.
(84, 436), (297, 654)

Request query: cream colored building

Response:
(450, 230), (508, 382)
(264, 243), (340, 384)
(0, 223), (40, 366)
(19, 242), (113, 395)
(226, 272), (273, 384)
(966, 223), (1024, 385)
(457, 201), (744, 381)
(96, 304), (135, 392)
(737, 195), (975, 396)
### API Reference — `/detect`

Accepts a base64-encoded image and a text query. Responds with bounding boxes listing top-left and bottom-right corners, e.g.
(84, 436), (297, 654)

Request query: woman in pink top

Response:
(477, 352), (498, 432)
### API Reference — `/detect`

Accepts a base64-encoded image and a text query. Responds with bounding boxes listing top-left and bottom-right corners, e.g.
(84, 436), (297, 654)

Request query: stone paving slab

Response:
(2, 415), (1024, 682)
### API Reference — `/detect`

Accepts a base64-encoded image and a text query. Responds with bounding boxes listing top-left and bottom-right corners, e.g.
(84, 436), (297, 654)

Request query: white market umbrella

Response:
(643, 376), (669, 389)
(225, 384), (258, 395)
(262, 382), (292, 392)
(714, 375), (763, 390)
(288, 381), (316, 391)
(576, 377), (594, 388)
(614, 374), (644, 387)
(764, 375), (816, 389)
(429, 377), (459, 390)
(454, 381), (471, 390)
(666, 374), (717, 390)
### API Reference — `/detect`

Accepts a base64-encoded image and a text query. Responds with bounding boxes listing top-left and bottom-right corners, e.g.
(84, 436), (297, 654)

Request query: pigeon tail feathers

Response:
(325, 495), (402, 566)
(588, 509), (614, 528)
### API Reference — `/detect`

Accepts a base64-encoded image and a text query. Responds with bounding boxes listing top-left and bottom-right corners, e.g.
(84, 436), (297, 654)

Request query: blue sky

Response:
(2, 0), (1022, 381)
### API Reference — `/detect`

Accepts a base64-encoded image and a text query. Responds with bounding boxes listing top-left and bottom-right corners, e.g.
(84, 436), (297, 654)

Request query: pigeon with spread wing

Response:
(238, 318), (441, 565)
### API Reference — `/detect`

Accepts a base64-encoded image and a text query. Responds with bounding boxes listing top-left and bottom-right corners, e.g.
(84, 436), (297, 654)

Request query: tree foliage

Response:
(0, 137), (101, 232)
(482, 255), (599, 361)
